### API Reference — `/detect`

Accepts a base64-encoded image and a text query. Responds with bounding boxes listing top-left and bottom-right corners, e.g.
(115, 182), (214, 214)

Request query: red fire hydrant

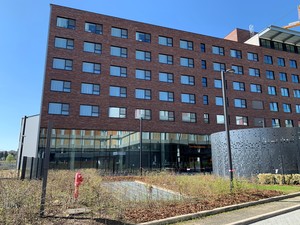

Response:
(74, 172), (83, 199)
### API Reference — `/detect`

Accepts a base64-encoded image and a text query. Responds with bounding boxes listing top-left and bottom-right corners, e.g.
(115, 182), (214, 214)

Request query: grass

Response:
(0, 169), (299, 224)
(255, 184), (300, 194)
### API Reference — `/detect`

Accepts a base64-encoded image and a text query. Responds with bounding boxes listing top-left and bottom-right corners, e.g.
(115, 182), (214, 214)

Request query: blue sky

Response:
(0, 0), (299, 151)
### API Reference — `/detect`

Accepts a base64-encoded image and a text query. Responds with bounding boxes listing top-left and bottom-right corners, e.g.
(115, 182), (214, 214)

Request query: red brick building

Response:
(38, 4), (300, 172)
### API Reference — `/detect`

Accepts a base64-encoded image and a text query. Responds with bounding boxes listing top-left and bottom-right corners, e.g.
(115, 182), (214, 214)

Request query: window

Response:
(109, 86), (126, 97)
(50, 80), (71, 92)
(252, 100), (264, 110)
(135, 109), (151, 120)
(286, 44), (295, 53)
(254, 118), (265, 127)
(234, 99), (247, 108)
(182, 112), (196, 122)
(81, 83), (100, 95)
(230, 49), (242, 59)
(285, 119), (293, 127)
(135, 89), (151, 100)
(158, 36), (173, 46)
(202, 77), (207, 87)
(266, 70), (275, 80)
(203, 95), (208, 105)
(272, 118), (280, 128)
(180, 57), (194, 67)
(110, 46), (127, 57)
(277, 57), (285, 67)
(109, 107), (126, 118)
(181, 75), (195, 85)
(213, 62), (225, 71)
(261, 39), (271, 48)
(181, 93), (195, 104)
(80, 105), (99, 117)
(268, 86), (277, 95)
(56, 17), (75, 29)
(159, 91), (174, 102)
(201, 60), (207, 69)
(232, 65), (243, 74)
(233, 82), (245, 91)
(216, 115), (224, 124)
(159, 72), (173, 83)
(236, 116), (248, 125)
(274, 42), (283, 51)
(200, 43), (206, 52)
(270, 102), (279, 112)
(111, 27), (128, 38)
(281, 87), (289, 97)
(55, 37), (74, 49)
(279, 72), (287, 81)
(85, 22), (102, 34)
(292, 74), (299, 83)
(212, 46), (224, 55)
(264, 55), (273, 64)
(53, 58), (72, 70)
(135, 69), (151, 80)
(296, 105), (300, 113)
(215, 96), (223, 106)
(159, 54), (173, 64)
(203, 113), (209, 124)
(283, 103), (291, 113)
(136, 50), (151, 61)
(250, 84), (261, 93)
(110, 66), (127, 77)
(84, 42), (101, 54)
(294, 89), (300, 98)
(290, 59), (297, 68)
(136, 31), (151, 43)
(48, 103), (69, 115)
(249, 68), (260, 77)
(159, 110), (174, 121)
(82, 62), (100, 74)
(247, 52), (258, 61)
(214, 79), (222, 88)
(180, 40), (193, 50)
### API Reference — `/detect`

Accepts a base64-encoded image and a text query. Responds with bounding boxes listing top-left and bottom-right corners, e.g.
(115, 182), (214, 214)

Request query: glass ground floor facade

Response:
(38, 129), (212, 173)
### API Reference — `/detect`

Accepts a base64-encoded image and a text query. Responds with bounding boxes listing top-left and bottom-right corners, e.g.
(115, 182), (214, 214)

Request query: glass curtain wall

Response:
(38, 129), (211, 173)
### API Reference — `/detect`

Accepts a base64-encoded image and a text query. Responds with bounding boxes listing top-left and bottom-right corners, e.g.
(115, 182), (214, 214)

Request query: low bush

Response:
(257, 173), (300, 185)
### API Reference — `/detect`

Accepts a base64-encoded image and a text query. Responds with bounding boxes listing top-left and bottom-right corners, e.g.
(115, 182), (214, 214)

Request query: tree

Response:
(6, 154), (15, 163)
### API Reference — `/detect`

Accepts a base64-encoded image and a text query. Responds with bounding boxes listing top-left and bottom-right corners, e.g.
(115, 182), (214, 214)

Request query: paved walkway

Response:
(173, 195), (300, 225)
(251, 209), (300, 225)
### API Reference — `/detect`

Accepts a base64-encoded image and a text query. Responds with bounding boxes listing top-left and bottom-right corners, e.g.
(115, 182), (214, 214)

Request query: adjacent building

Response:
(23, 4), (300, 172)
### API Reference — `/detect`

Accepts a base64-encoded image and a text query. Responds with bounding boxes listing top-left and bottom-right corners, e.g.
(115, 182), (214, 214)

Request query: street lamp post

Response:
(221, 69), (235, 192)
(139, 116), (143, 176)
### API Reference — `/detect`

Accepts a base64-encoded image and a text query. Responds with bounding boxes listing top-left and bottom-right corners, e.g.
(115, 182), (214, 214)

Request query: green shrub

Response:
(257, 173), (300, 185)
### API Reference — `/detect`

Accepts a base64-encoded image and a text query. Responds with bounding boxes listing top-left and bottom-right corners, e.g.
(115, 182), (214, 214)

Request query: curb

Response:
(138, 192), (300, 225)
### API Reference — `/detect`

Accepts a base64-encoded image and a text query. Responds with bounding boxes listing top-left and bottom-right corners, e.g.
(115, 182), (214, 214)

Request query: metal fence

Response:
(0, 162), (18, 179)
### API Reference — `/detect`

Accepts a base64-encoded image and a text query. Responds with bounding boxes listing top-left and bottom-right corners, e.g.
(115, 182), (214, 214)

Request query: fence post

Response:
(39, 121), (53, 217)
(20, 156), (27, 180)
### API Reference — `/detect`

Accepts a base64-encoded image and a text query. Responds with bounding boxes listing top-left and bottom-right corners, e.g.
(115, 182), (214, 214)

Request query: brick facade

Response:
(40, 4), (300, 136)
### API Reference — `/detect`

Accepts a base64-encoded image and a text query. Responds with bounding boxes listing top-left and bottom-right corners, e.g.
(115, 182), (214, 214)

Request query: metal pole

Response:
(221, 70), (234, 192)
(139, 117), (143, 176)
(40, 121), (53, 217)
(17, 116), (27, 178)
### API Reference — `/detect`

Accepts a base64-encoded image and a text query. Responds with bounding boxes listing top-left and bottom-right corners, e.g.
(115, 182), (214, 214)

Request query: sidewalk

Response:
(139, 192), (300, 225)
